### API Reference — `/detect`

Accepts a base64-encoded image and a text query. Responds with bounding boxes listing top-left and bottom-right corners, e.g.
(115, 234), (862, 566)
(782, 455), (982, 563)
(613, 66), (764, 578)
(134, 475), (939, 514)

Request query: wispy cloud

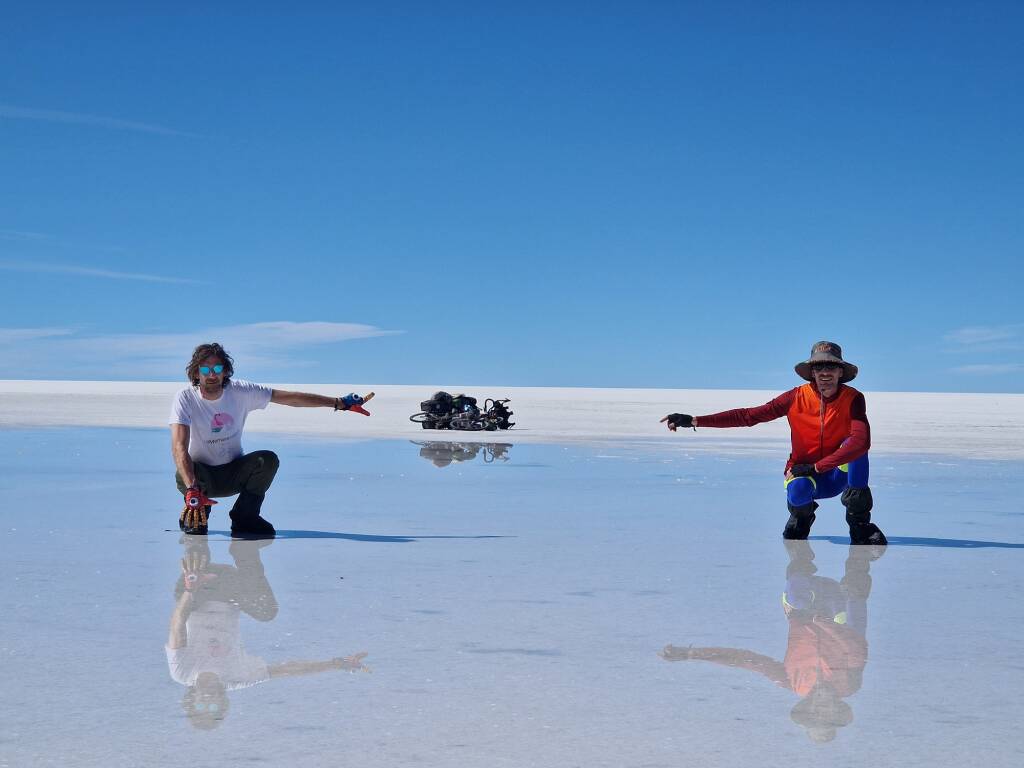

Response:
(943, 325), (1023, 348)
(0, 321), (403, 380)
(944, 325), (1022, 377)
(0, 103), (191, 137)
(0, 260), (201, 284)
(0, 229), (54, 242)
(0, 327), (74, 344)
(952, 363), (1024, 375)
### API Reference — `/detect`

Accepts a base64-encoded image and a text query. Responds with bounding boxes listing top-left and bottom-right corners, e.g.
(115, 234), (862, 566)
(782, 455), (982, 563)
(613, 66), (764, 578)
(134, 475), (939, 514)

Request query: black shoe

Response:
(230, 514), (276, 539)
(850, 522), (887, 546)
(783, 502), (818, 540)
(229, 491), (275, 539)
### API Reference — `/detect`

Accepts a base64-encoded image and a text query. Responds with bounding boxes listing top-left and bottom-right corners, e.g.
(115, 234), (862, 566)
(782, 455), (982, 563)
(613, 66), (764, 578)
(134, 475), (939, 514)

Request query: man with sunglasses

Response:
(660, 341), (886, 546)
(170, 342), (371, 538)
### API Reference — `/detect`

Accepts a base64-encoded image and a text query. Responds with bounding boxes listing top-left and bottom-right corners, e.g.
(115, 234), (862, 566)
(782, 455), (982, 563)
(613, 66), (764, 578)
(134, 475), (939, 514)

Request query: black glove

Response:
(662, 413), (694, 431)
(790, 463), (816, 477)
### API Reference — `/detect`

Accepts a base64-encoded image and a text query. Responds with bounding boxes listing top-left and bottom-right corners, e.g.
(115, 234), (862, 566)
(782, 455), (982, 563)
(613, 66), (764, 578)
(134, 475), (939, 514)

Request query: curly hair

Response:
(186, 343), (235, 387)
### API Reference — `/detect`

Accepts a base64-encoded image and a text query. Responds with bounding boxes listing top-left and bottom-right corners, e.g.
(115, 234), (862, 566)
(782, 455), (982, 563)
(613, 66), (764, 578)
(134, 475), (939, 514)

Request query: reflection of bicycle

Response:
(412, 441), (512, 468)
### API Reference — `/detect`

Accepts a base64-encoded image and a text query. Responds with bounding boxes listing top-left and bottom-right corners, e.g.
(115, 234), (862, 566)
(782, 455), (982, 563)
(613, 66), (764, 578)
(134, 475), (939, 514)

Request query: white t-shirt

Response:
(169, 379), (273, 466)
(165, 601), (270, 690)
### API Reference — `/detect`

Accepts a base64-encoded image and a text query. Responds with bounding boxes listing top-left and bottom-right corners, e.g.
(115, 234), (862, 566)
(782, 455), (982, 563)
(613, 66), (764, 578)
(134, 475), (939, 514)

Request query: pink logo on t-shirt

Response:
(210, 413), (234, 433)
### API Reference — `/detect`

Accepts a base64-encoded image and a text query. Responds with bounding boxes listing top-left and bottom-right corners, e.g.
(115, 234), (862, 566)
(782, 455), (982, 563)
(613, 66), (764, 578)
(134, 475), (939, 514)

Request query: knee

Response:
(255, 450), (280, 475)
(786, 477), (815, 507)
(841, 486), (873, 515)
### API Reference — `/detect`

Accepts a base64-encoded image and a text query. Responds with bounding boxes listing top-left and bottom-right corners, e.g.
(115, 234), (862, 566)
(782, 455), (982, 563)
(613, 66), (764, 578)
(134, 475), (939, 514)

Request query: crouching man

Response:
(170, 342), (371, 538)
(661, 341), (886, 545)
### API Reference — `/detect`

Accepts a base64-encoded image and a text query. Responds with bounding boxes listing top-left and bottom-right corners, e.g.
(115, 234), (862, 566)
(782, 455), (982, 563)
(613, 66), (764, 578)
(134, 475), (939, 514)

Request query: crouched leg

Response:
(841, 487), (887, 546)
(784, 477), (818, 540)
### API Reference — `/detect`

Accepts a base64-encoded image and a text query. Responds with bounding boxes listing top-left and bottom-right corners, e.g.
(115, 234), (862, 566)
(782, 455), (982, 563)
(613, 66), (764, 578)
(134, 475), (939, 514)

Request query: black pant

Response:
(175, 450), (279, 498)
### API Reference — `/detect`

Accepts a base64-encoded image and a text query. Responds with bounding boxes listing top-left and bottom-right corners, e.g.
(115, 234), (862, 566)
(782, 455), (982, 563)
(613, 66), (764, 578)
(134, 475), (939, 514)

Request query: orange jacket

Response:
(787, 383), (860, 468)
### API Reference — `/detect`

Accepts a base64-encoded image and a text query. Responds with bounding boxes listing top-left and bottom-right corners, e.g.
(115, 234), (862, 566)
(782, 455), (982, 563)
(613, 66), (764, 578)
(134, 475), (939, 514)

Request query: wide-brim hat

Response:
(794, 341), (858, 383)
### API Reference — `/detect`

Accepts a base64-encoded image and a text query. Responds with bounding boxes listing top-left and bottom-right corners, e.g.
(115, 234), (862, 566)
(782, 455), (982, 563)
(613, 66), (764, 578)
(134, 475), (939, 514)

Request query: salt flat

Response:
(1, 380), (1023, 459)
(1, 422), (1022, 767)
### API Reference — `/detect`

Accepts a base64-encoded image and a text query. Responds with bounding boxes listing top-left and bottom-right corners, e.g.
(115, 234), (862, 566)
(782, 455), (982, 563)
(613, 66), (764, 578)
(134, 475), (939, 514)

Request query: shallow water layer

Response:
(1, 429), (1022, 767)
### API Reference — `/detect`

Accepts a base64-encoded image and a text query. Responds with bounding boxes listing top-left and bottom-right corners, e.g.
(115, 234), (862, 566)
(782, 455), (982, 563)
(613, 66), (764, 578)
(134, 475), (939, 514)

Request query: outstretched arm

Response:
(271, 390), (338, 408)
(268, 653), (370, 678)
(660, 645), (789, 687)
(662, 389), (797, 432)
(271, 390), (373, 415)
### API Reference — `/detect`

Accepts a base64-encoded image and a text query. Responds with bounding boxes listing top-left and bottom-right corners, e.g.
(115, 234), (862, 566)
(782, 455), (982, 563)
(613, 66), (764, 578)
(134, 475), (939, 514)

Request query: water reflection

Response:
(661, 540), (885, 743)
(412, 440), (512, 468)
(167, 537), (370, 729)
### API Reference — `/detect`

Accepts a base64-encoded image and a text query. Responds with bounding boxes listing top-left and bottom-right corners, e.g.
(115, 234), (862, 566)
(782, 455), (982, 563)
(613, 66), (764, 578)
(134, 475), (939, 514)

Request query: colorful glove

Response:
(660, 413), (695, 431)
(790, 463), (816, 478)
(659, 644), (696, 661)
(335, 392), (373, 416)
(185, 487), (218, 509)
(180, 487), (217, 535)
(181, 549), (216, 591)
(333, 652), (371, 673)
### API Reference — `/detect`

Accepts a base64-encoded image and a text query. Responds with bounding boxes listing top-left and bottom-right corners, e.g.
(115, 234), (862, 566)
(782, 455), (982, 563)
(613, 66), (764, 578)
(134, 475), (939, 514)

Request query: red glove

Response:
(185, 487), (218, 509)
(335, 392), (374, 416)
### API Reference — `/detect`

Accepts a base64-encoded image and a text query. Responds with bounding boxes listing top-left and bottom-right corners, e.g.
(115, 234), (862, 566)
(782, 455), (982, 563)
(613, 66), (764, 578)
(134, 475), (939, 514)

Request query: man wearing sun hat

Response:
(660, 341), (886, 545)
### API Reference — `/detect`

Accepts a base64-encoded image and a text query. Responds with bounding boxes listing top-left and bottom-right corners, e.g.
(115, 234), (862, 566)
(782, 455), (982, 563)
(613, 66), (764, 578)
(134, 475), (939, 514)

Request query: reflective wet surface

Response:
(2, 429), (1023, 766)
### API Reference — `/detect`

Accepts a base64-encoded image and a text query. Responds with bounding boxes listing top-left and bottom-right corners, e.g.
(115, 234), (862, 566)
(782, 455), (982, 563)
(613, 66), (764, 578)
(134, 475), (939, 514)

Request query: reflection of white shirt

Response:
(169, 380), (272, 466)
(165, 601), (269, 691)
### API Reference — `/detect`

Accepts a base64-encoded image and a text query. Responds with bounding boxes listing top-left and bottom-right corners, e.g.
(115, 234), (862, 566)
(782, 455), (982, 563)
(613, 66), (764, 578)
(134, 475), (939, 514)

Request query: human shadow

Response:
(811, 535), (1024, 549)
(661, 540), (884, 743)
(202, 530), (509, 542)
(166, 537), (370, 730)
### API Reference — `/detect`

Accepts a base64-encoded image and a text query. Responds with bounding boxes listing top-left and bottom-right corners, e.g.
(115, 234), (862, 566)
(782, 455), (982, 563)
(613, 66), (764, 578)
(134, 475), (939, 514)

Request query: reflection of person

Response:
(170, 342), (371, 537)
(413, 441), (512, 468)
(660, 540), (883, 743)
(661, 341), (886, 545)
(167, 538), (370, 730)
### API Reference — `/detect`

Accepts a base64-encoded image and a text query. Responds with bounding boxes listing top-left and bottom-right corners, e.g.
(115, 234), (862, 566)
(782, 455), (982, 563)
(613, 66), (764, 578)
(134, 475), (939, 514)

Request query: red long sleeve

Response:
(816, 415), (871, 473)
(696, 388), (798, 428)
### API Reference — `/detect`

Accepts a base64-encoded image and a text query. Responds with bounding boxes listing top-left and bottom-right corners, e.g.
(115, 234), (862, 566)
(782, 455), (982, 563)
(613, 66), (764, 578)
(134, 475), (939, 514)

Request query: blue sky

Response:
(1, 2), (1021, 392)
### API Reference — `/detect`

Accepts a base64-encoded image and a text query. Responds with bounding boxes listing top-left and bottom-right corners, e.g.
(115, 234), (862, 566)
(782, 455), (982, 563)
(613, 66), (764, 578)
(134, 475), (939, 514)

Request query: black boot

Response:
(784, 539), (817, 578)
(229, 492), (276, 539)
(783, 501), (818, 540)
(842, 487), (887, 546)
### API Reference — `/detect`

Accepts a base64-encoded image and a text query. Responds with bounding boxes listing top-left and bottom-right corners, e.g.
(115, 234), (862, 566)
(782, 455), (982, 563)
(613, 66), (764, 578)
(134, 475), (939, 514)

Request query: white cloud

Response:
(0, 103), (190, 137)
(944, 325), (1022, 347)
(0, 260), (202, 284)
(0, 327), (74, 344)
(0, 321), (402, 380)
(952, 364), (1024, 375)
(0, 230), (53, 242)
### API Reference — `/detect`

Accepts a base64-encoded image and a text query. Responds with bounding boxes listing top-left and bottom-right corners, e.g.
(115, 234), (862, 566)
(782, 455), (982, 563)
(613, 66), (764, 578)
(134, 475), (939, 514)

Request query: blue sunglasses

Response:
(199, 365), (224, 376)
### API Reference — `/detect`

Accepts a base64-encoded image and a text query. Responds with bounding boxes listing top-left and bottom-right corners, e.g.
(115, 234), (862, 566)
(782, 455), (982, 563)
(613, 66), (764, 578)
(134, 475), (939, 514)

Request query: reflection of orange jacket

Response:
(784, 617), (867, 697)
(787, 383), (860, 468)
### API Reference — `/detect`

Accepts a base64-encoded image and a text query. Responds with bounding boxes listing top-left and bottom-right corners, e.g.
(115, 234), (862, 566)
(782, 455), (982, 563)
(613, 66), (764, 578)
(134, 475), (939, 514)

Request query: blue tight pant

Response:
(786, 453), (869, 507)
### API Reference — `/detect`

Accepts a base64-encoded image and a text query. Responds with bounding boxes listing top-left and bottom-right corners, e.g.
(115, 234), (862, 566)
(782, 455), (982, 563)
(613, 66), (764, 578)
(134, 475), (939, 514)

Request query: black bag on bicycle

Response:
(417, 391), (455, 429)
